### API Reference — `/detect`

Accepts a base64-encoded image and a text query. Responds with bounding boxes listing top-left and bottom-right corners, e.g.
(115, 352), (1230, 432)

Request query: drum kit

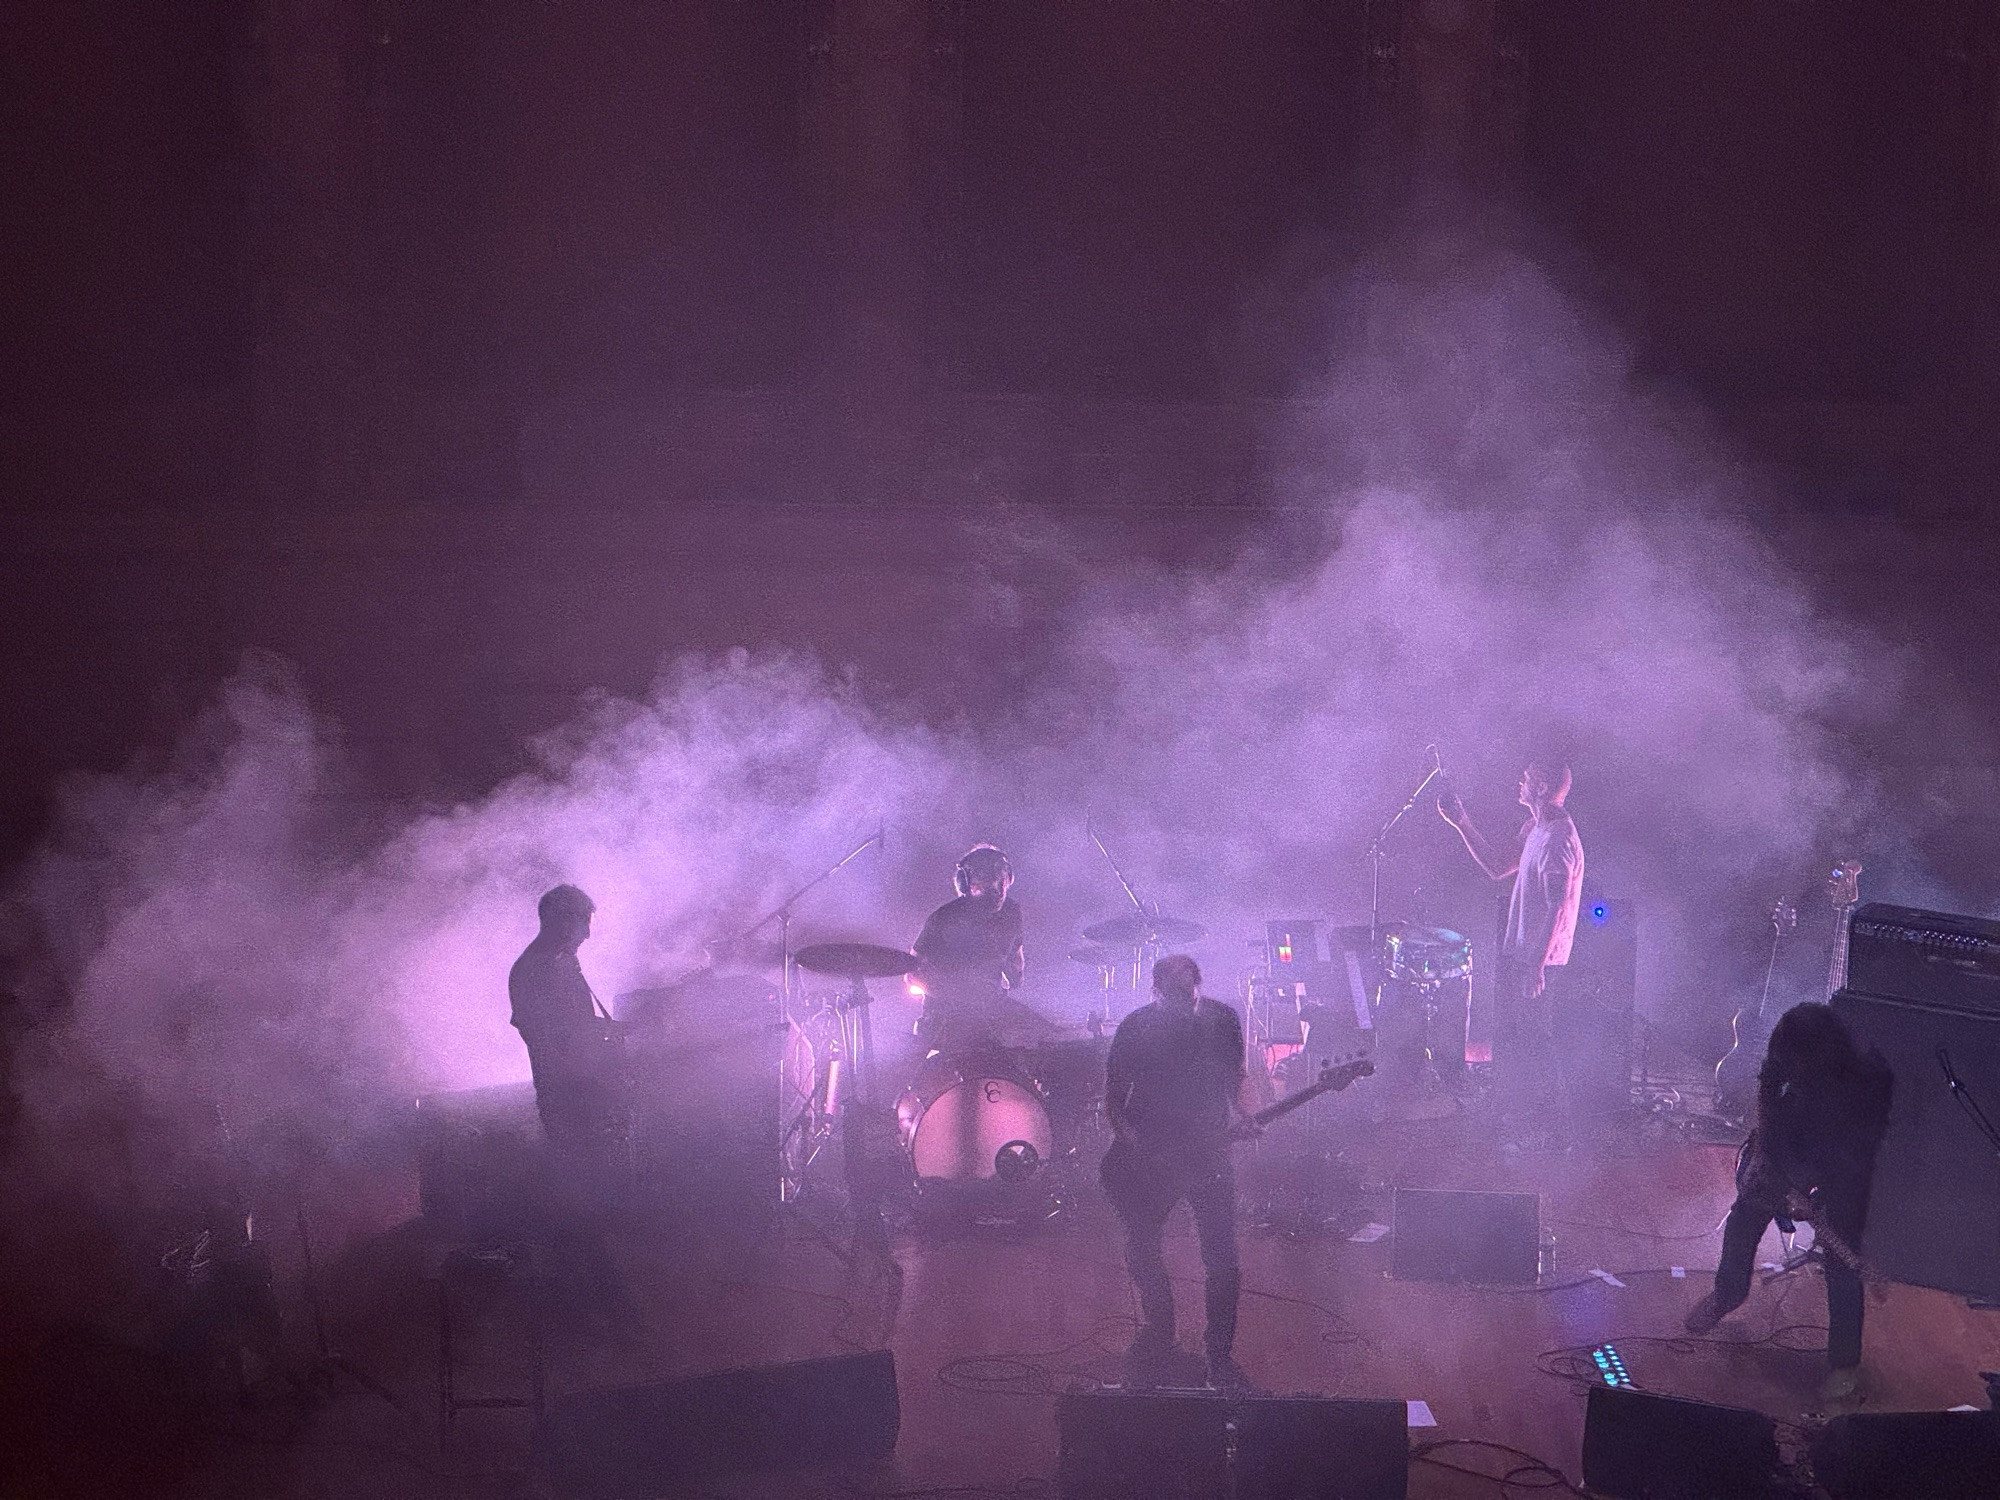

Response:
(778, 892), (1212, 1209)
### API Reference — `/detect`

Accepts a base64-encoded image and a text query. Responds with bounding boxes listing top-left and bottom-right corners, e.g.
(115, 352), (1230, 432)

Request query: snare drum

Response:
(1383, 926), (1473, 985)
(895, 1052), (1053, 1183)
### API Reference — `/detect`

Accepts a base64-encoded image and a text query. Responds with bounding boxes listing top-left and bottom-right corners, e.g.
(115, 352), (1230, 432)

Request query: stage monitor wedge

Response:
(1058, 1389), (1230, 1500)
(1809, 1408), (2000, 1498)
(1581, 1386), (1781, 1500)
(1057, 1389), (1408, 1500)
(534, 1348), (898, 1496)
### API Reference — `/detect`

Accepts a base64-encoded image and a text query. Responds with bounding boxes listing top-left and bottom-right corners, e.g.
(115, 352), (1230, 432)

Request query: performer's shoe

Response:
(1204, 1354), (1258, 1395)
(1123, 1326), (1175, 1388)
(1819, 1365), (1860, 1403)
(1683, 1290), (1741, 1335)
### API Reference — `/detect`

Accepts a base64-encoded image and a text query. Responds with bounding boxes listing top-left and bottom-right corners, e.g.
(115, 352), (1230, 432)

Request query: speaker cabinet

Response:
(1391, 1188), (1539, 1285)
(1809, 1409), (2000, 1498)
(1563, 895), (1638, 1118)
(1830, 989), (2000, 1297)
(1057, 1390), (1408, 1500)
(534, 1348), (899, 1496)
(1580, 1386), (1781, 1499)
(1234, 1396), (1408, 1500)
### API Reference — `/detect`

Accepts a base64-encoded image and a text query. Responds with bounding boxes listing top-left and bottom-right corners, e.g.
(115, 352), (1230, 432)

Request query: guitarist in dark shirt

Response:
(509, 884), (627, 1166)
(1685, 1002), (1892, 1399)
(1102, 956), (1261, 1390)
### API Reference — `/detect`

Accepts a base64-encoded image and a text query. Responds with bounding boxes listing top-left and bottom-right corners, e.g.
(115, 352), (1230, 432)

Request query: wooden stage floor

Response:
(198, 1107), (2000, 1499)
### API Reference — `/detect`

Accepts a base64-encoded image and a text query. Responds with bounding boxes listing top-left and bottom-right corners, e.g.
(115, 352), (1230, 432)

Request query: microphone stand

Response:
(1363, 752), (1445, 1121)
(1087, 819), (1157, 994)
(1368, 751), (1443, 954)
(741, 828), (885, 1205)
(741, 827), (886, 1020)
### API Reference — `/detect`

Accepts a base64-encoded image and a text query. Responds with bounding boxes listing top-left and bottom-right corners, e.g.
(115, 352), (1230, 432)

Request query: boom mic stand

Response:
(1087, 819), (1162, 997)
(1367, 747), (1444, 958)
(740, 829), (886, 1206)
(1363, 749), (1447, 1122)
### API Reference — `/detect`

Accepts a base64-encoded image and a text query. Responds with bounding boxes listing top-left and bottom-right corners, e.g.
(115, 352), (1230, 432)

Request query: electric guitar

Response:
(1100, 1055), (1374, 1213)
(1714, 898), (1798, 1120)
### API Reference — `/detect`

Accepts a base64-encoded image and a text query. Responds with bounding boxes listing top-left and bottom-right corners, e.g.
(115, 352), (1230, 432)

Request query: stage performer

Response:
(509, 884), (628, 1167)
(1685, 1002), (1891, 1401)
(1438, 760), (1585, 1142)
(911, 844), (1024, 1053)
(1101, 955), (1261, 1392)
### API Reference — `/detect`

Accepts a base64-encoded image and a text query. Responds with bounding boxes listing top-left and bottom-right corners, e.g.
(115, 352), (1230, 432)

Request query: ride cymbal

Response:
(1081, 912), (1207, 947)
(791, 942), (921, 978)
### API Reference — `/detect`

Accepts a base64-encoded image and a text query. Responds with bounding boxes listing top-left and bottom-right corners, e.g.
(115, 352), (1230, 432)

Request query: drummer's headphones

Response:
(954, 844), (1014, 898)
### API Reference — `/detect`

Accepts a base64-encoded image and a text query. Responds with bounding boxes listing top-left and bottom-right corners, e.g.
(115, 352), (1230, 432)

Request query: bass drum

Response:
(895, 1052), (1052, 1183)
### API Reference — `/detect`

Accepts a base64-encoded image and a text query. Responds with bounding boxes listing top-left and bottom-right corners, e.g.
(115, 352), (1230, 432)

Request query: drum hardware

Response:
(1082, 820), (1208, 992)
(733, 827), (888, 1206)
(1375, 927), (1473, 1118)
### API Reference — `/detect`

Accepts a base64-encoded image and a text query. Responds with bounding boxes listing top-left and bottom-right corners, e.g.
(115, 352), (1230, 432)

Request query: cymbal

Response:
(1068, 944), (1134, 969)
(792, 942), (920, 979)
(1082, 912), (1207, 947)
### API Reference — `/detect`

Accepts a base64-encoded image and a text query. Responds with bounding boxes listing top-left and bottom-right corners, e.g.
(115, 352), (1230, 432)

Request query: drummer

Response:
(912, 844), (1025, 1055)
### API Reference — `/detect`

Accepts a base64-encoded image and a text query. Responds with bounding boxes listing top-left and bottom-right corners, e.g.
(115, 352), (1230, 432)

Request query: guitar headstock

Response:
(1313, 1054), (1377, 1091)
(1826, 859), (1863, 912)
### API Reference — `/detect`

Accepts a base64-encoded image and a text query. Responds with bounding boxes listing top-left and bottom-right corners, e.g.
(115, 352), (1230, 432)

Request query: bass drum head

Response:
(897, 1065), (1052, 1183)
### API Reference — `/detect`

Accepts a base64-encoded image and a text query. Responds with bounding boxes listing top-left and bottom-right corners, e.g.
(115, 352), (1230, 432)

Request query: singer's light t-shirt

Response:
(1502, 810), (1585, 966)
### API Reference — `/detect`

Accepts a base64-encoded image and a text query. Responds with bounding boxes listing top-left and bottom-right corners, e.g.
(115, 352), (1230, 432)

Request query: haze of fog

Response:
(1, 246), (1931, 1223)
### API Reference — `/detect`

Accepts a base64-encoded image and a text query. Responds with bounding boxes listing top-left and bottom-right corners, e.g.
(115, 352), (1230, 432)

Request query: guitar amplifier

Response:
(1845, 904), (2000, 1015)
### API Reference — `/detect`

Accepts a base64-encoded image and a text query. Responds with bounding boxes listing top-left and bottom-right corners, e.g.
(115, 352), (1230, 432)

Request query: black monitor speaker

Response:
(1391, 1188), (1539, 1285)
(1057, 1390), (1407, 1500)
(1809, 1408), (2000, 1498)
(1581, 1386), (1781, 1499)
(534, 1348), (899, 1496)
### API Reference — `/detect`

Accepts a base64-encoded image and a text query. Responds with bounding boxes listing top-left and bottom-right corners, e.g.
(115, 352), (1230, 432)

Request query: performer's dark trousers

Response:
(523, 1031), (627, 1169)
(1711, 1181), (1869, 1369)
(1491, 958), (1574, 1139)
(1114, 1156), (1241, 1358)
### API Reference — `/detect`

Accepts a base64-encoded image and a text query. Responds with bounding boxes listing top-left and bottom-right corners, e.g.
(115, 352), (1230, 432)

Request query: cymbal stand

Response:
(740, 829), (885, 1204)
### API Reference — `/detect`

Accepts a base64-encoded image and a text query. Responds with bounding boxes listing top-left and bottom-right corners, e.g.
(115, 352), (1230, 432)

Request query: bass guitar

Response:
(1823, 859), (1863, 999)
(1100, 1055), (1374, 1213)
(1714, 899), (1797, 1121)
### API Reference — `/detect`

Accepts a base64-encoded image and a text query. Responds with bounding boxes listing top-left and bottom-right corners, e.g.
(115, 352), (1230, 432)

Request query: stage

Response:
(179, 1099), (2000, 1499)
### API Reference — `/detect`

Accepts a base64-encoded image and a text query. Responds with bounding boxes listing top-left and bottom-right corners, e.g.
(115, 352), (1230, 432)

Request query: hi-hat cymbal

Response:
(1068, 944), (1134, 969)
(792, 942), (920, 979)
(1082, 912), (1207, 947)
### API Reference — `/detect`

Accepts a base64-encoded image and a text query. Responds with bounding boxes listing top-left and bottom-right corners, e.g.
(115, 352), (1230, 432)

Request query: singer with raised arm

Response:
(1437, 761), (1585, 1146)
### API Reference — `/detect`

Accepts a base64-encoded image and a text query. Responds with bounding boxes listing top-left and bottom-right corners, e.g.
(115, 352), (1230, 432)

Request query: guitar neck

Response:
(1826, 905), (1854, 1000)
(1252, 1063), (1369, 1127)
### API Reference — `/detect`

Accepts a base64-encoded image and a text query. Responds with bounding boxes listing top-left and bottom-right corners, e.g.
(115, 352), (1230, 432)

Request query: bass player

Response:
(1102, 955), (1262, 1391)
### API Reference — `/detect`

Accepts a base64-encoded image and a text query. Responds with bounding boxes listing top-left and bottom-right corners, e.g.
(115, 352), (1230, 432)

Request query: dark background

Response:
(1, 0), (1996, 868)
